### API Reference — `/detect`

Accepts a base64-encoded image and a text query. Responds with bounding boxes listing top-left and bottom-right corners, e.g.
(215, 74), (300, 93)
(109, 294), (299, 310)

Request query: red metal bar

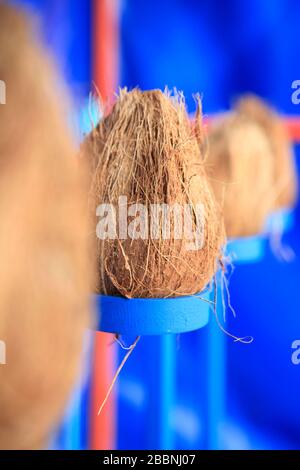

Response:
(90, 0), (120, 450)
(284, 116), (300, 143)
(90, 332), (116, 450)
(93, 0), (119, 104)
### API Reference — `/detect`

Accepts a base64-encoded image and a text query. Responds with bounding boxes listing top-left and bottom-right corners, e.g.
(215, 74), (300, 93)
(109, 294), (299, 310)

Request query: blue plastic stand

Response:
(207, 235), (267, 449)
(226, 236), (266, 264)
(207, 275), (226, 450)
(142, 334), (176, 450)
(96, 290), (211, 450)
(265, 208), (294, 235)
(96, 292), (210, 336)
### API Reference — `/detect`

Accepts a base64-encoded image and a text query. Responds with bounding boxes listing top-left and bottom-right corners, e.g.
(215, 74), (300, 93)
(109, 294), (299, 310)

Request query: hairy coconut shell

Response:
(207, 112), (275, 238)
(82, 89), (224, 298)
(0, 4), (92, 449)
(236, 95), (297, 210)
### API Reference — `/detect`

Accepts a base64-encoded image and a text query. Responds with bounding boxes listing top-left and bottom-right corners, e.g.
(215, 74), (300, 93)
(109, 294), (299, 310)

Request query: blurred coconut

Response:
(0, 4), (93, 449)
(236, 95), (297, 210)
(207, 112), (275, 238)
(82, 89), (225, 298)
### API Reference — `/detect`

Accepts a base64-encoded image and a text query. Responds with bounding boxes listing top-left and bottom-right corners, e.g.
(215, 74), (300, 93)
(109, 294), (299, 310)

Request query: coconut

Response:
(82, 88), (225, 299)
(0, 5), (92, 449)
(235, 95), (297, 210)
(206, 112), (275, 238)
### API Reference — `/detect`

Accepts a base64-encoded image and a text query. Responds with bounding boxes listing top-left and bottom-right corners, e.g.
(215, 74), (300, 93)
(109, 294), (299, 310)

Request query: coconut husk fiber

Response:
(207, 111), (275, 238)
(82, 88), (225, 298)
(0, 4), (93, 449)
(236, 95), (297, 210)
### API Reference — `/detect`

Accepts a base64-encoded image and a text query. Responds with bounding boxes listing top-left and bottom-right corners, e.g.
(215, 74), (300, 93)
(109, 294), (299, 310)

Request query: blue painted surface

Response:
(121, 0), (300, 115)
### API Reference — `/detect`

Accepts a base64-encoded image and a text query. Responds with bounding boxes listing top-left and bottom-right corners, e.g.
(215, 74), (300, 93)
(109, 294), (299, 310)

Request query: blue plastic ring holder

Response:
(94, 289), (211, 450)
(96, 290), (211, 336)
(226, 235), (266, 264)
(225, 209), (294, 265)
(208, 233), (266, 449)
(265, 208), (294, 235)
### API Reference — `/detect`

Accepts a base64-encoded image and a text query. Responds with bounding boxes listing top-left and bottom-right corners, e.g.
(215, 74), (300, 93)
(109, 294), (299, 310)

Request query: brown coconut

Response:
(0, 4), (93, 449)
(82, 88), (224, 298)
(207, 112), (275, 238)
(235, 95), (297, 209)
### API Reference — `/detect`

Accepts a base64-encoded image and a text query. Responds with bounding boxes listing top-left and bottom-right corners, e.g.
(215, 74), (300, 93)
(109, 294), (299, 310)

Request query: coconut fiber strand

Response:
(207, 111), (275, 238)
(0, 4), (93, 449)
(236, 95), (297, 210)
(82, 89), (224, 298)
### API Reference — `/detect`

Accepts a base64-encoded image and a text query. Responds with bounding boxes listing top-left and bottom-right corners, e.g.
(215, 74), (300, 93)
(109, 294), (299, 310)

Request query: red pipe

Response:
(93, 0), (119, 104)
(90, 332), (116, 450)
(284, 116), (300, 143)
(90, 0), (120, 450)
